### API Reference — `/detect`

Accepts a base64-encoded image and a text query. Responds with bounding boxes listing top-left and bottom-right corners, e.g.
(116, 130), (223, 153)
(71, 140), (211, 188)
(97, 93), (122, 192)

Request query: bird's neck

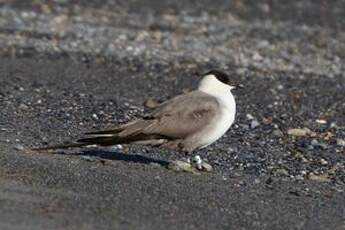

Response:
(198, 76), (234, 106)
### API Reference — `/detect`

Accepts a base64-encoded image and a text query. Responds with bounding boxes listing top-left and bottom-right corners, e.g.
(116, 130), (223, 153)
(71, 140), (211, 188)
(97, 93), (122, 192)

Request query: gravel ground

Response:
(0, 1), (345, 229)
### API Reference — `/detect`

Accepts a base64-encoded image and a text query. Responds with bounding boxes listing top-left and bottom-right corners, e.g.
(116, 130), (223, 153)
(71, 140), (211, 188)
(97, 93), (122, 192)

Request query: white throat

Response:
(198, 74), (234, 102)
(198, 74), (236, 118)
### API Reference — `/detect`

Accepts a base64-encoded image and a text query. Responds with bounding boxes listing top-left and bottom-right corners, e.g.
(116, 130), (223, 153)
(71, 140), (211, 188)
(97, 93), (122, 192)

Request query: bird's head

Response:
(198, 70), (241, 93)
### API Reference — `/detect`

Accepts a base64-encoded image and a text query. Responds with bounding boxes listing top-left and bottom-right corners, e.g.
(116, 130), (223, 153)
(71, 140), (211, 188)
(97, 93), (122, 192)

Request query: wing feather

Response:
(141, 91), (220, 138)
(79, 91), (220, 145)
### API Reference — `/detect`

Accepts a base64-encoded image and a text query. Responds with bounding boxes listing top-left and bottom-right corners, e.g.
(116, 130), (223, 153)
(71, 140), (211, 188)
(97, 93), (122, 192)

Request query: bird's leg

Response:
(173, 145), (212, 172)
(168, 151), (212, 172)
(183, 149), (203, 170)
(188, 151), (212, 172)
(182, 151), (192, 164)
(192, 155), (203, 170)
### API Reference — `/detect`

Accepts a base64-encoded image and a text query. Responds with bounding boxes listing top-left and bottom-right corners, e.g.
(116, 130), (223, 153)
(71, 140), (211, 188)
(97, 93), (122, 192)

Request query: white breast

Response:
(199, 92), (236, 149)
(197, 74), (237, 148)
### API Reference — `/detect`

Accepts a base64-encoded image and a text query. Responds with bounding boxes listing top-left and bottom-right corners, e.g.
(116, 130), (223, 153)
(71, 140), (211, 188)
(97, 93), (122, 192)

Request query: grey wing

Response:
(80, 91), (220, 146)
(142, 91), (220, 138)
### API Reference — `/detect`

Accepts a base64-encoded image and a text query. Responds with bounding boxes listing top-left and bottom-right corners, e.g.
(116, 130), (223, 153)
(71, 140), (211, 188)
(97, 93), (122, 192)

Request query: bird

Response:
(33, 70), (238, 160)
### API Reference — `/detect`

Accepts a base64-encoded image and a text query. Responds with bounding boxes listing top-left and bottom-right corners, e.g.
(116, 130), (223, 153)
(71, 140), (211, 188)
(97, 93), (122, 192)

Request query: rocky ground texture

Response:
(0, 0), (345, 230)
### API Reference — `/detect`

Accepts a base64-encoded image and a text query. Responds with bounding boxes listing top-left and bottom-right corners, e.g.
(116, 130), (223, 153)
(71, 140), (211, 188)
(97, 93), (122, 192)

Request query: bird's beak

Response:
(230, 84), (243, 90)
(237, 84), (244, 89)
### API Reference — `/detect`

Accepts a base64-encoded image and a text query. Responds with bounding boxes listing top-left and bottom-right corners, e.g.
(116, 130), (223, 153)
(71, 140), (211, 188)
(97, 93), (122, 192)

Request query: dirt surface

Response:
(0, 1), (345, 230)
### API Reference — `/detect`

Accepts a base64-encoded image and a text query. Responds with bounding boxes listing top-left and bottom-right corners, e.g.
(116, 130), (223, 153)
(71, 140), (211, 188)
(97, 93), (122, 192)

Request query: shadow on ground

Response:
(67, 149), (170, 167)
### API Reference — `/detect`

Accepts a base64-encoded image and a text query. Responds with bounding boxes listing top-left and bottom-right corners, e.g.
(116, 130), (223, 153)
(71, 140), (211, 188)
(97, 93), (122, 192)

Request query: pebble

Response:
(250, 120), (260, 129)
(295, 175), (304, 180)
(14, 144), (25, 151)
(308, 173), (331, 182)
(167, 160), (195, 173)
(109, 144), (123, 151)
(329, 122), (339, 129)
(310, 139), (319, 146)
(81, 156), (96, 162)
(149, 162), (161, 168)
(315, 119), (327, 124)
(144, 98), (159, 109)
(320, 159), (328, 165)
(19, 103), (29, 110)
(227, 147), (237, 153)
(275, 168), (289, 176)
(246, 114), (254, 120)
(200, 162), (213, 172)
(277, 84), (284, 90)
(287, 128), (315, 137)
(272, 129), (283, 137)
(252, 52), (263, 61)
(167, 159), (212, 173)
(310, 139), (328, 149)
(92, 113), (99, 120)
(336, 139), (345, 147)
(239, 124), (250, 131)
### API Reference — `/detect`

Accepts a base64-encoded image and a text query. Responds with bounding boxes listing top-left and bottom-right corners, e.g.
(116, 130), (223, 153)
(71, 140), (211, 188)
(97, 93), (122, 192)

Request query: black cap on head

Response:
(203, 70), (231, 85)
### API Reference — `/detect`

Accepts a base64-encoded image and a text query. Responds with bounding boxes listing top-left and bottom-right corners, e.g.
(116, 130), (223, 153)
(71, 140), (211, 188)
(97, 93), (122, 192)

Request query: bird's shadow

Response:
(59, 148), (170, 167)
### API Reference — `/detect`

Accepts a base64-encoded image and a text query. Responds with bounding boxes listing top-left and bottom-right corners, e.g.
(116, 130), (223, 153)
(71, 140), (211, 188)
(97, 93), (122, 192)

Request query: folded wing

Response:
(78, 91), (220, 146)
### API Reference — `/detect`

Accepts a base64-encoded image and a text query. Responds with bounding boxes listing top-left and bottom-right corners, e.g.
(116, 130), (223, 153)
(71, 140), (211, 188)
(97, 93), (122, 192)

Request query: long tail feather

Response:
(77, 136), (122, 146)
(31, 119), (168, 151)
(85, 128), (123, 135)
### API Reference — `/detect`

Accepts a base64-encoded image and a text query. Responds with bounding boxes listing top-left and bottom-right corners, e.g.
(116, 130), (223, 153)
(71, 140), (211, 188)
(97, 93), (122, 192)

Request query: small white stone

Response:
(316, 119), (327, 124)
(295, 175), (304, 180)
(287, 128), (313, 137)
(250, 120), (260, 129)
(336, 139), (345, 146)
(252, 52), (263, 61)
(329, 122), (338, 129)
(320, 159), (328, 165)
(14, 144), (24, 151)
(201, 162), (213, 172)
(126, 46), (133, 51)
(277, 84), (284, 90)
(168, 160), (193, 173)
(246, 114), (254, 120)
(150, 162), (161, 168)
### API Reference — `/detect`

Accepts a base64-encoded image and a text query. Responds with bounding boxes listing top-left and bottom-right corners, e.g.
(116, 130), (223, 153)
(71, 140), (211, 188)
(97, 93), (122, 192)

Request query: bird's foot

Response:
(167, 155), (213, 173)
(191, 155), (212, 172)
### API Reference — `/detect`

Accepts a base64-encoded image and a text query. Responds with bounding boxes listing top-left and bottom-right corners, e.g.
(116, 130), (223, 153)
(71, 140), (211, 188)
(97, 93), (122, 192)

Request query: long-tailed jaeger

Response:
(33, 70), (238, 160)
